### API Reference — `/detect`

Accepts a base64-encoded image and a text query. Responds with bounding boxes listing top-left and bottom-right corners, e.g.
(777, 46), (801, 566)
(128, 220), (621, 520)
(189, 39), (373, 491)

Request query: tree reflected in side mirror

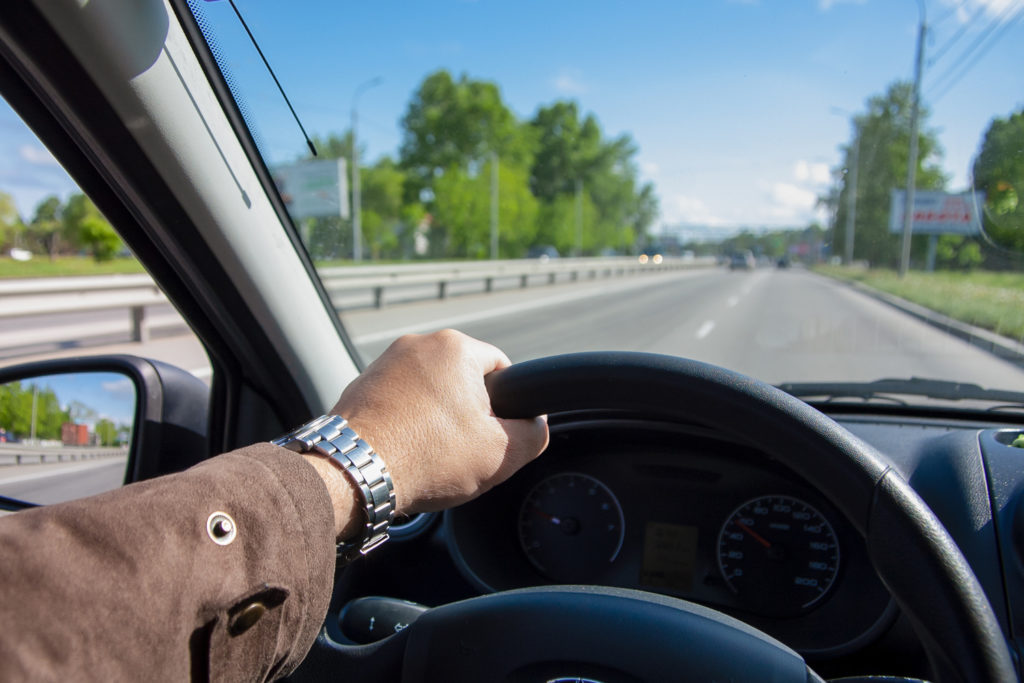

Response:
(0, 372), (136, 506)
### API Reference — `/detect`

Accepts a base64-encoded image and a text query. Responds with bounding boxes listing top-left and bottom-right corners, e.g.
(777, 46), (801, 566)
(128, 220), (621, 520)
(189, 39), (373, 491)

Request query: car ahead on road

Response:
(728, 250), (756, 271)
(1, 3), (1023, 682)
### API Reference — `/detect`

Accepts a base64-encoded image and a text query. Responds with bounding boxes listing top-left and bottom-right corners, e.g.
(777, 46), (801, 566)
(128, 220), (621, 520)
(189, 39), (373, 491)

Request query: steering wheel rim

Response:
(484, 352), (1014, 682)
(297, 352), (1014, 683)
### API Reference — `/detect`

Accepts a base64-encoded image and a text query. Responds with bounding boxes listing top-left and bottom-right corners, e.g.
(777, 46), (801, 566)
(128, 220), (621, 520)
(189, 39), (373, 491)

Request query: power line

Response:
(927, 3), (986, 67)
(928, 3), (1024, 102)
(926, 0), (1023, 90)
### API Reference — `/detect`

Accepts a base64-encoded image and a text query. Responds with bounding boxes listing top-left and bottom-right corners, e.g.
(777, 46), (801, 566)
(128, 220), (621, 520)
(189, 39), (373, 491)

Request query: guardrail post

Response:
(548, 273), (557, 285)
(485, 277), (493, 293)
(570, 271), (578, 282)
(373, 287), (384, 309)
(130, 306), (149, 343)
(15, 454), (21, 465)
(438, 281), (448, 300)
(520, 275), (529, 288)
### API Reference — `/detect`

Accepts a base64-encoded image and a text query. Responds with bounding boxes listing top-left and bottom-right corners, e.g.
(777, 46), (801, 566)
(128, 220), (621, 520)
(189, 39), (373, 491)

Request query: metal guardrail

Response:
(0, 257), (711, 344)
(0, 444), (127, 465)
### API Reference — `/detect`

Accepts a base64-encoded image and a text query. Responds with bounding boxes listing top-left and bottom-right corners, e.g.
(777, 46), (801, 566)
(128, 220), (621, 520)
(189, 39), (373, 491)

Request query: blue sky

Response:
(28, 372), (136, 429)
(2, 0), (1022, 240)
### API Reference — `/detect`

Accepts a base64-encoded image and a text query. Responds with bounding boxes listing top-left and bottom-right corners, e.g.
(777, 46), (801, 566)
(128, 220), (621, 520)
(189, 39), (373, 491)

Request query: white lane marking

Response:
(351, 272), (711, 345)
(0, 457), (126, 485)
(696, 320), (716, 339)
(727, 296), (739, 307)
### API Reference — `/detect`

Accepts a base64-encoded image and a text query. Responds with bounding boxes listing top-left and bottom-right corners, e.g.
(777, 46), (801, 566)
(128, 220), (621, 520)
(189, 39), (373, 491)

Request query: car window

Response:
(190, 2), (1022, 409)
(0, 96), (211, 504)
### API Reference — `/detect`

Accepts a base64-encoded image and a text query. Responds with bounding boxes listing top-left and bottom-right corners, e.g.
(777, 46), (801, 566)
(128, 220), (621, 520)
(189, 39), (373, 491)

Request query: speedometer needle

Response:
(534, 509), (561, 525)
(737, 521), (772, 548)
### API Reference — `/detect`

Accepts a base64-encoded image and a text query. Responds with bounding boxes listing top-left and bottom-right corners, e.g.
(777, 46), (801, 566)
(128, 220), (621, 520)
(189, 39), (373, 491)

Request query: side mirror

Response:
(0, 356), (209, 511)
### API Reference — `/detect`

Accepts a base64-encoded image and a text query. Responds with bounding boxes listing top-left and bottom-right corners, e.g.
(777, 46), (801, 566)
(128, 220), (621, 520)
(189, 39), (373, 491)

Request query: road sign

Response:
(271, 158), (349, 220)
(889, 190), (984, 236)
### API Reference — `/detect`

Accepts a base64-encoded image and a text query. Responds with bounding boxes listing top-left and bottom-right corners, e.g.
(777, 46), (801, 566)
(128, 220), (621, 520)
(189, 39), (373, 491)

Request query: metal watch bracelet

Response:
(271, 414), (396, 562)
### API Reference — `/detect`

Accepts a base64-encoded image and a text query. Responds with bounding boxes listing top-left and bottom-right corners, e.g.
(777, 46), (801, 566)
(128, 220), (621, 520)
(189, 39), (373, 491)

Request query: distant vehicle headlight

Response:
(638, 254), (649, 264)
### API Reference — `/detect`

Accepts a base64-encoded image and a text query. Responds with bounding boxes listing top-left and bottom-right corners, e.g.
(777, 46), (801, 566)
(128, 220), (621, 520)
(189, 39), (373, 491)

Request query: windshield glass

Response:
(184, 0), (1024, 403)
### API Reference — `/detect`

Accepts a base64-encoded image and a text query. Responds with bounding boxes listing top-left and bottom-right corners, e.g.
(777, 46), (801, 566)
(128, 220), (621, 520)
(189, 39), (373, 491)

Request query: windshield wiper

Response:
(777, 377), (1024, 411)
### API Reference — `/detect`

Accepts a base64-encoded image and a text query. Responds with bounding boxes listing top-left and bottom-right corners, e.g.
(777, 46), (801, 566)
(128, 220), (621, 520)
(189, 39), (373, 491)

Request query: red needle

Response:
(533, 508), (561, 525)
(737, 521), (772, 548)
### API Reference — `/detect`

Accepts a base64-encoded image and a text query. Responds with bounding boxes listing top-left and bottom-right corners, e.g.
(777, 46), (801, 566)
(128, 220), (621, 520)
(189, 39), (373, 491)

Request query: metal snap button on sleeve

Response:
(207, 511), (237, 546)
(229, 601), (267, 636)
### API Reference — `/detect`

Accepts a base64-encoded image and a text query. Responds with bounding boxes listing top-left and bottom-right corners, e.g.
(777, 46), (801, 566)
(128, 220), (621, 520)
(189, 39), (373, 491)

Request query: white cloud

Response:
(18, 145), (59, 167)
(551, 68), (587, 96)
(946, 0), (1021, 22)
(101, 377), (135, 398)
(819, 0), (866, 10)
(771, 182), (817, 211)
(639, 161), (660, 178)
(661, 194), (728, 226)
(794, 160), (831, 185)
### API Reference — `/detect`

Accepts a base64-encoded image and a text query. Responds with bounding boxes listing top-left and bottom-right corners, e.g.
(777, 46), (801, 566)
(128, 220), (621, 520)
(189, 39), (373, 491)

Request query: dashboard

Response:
(384, 409), (1024, 680)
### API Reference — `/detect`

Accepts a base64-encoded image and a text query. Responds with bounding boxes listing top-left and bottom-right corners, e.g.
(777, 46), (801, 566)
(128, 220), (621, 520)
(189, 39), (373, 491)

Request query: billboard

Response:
(888, 190), (985, 236)
(271, 158), (349, 219)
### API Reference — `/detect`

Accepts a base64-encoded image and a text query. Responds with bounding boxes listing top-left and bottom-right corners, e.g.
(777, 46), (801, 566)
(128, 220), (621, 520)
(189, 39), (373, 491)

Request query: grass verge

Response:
(815, 266), (1024, 342)
(0, 256), (146, 279)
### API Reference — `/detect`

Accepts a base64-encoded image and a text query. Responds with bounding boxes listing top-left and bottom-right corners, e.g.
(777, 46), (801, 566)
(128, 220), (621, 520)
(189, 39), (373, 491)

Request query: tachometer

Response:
(717, 495), (839, 616)
(518, 473), (625, 583)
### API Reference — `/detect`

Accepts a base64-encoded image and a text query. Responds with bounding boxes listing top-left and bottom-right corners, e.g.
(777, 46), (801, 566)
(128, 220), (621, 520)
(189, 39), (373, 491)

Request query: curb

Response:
(829, 276), (1024, 367)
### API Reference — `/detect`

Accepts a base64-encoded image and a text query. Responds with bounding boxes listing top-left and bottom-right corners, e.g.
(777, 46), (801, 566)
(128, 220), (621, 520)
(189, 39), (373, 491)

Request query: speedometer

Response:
(717, 495), (840, 616)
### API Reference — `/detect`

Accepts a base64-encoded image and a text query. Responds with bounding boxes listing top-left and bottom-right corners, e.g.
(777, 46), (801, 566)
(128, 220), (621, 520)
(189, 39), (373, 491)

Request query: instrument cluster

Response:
(446, 421), (893, 655)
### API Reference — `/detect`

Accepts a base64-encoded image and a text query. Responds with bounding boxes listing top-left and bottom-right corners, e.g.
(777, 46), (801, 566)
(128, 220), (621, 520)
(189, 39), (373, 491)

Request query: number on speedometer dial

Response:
(717, 495), (840, 616)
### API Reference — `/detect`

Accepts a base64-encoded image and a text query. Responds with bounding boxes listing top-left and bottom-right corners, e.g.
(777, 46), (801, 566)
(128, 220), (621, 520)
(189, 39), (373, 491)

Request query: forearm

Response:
(0, 444), (337, 681)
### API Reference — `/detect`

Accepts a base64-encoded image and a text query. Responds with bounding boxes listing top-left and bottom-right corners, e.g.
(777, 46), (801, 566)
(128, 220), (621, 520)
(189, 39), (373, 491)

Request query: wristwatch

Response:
(272, 414), (396, 562)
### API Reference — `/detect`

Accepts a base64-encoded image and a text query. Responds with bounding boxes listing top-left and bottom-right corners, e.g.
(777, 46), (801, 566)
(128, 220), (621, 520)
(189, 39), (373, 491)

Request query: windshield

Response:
(183, 0), (1024, 403)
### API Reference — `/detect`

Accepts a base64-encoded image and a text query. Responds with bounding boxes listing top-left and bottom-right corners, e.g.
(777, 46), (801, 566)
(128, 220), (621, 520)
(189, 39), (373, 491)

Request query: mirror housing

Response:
(0, 356), (209, 502)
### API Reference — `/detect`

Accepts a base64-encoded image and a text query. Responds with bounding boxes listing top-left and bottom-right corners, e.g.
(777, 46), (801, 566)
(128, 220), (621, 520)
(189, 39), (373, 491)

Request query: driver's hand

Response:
(331, 329), (549, 514)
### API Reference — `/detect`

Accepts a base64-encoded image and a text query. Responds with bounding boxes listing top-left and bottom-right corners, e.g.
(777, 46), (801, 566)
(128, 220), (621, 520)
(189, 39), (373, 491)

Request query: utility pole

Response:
(490, 151), (499, 260)
(899, 3), (926, 277)
(30, 385), (38, 444)
(574, 178), (583, 257)
(844, 131), (860, 266)
(351, 77), (382, 262)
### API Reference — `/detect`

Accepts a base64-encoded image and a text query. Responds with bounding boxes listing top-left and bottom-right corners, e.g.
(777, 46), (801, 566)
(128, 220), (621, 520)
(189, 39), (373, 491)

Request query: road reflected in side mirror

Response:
(0, 372), (136, 505)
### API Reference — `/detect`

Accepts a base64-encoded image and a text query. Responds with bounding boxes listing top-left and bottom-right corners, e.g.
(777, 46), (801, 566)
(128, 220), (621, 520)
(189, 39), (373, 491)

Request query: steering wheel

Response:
(298, 352), (1014, 682)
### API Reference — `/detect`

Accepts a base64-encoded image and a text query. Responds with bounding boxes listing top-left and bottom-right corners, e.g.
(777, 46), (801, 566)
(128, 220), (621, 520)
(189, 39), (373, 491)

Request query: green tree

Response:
(94, 419), (117, 447)
(0, 191), (24, 251)
(972, 108), (1024, 255)
(64, 193), (122, 261)
(0, 381), (69, 440)
(529, 101), (656, 253)
(400, 70), (535, 201)
(360, 157), (406, 260)
(828, 81), (947, 268)
(28, 195), (63, 260)
(433, 158), (539, 258)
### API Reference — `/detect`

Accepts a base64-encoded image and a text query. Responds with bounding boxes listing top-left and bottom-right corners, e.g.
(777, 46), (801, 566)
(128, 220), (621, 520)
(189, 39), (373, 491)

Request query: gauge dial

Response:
(518, 473), (625, 583)
(717, 495), (840, 616)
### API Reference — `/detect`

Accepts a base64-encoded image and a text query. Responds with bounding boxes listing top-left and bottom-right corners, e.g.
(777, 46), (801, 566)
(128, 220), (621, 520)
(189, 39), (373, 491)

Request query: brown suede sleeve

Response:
(0, 443), (337, 682)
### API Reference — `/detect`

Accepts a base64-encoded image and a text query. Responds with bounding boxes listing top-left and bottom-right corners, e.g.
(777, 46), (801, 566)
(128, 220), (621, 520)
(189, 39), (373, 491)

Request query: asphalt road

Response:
(347, 267), (1024, 389)
(0, 457), (126, 505)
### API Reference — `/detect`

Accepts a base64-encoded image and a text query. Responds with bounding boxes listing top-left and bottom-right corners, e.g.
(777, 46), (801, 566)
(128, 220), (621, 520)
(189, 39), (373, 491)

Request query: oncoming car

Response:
(1, 1), (1023, 682)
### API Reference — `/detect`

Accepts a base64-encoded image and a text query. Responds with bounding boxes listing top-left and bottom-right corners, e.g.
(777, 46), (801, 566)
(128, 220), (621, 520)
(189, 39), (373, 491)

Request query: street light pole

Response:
(844, 131), (860, 266)
(899, 2), (926, 277)
(351, 77), (382, 262)
(490, 151), (499, 260)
